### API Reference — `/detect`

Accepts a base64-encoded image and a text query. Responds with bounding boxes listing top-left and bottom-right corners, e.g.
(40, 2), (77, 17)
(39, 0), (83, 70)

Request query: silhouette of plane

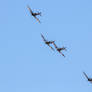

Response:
(53, 42), (66, 57)
(41, 34), (55, 51)
(27, 5), (41, 23)
(83, 72), (92, 83)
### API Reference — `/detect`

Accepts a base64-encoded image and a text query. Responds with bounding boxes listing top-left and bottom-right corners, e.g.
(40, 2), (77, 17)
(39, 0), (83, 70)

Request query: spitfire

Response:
(41, 34), (55, 51)
(27, 5), (41, 23)
(53, 42), (66, 57)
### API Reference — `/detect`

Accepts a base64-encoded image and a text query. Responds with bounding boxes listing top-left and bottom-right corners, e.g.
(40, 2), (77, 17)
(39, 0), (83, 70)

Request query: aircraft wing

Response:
(27, 5), (33, 15)
(41, 34), (47, 42)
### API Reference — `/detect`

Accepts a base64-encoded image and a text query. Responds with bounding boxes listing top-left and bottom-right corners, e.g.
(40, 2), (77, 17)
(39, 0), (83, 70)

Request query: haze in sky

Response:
(0, 0), (92, 92)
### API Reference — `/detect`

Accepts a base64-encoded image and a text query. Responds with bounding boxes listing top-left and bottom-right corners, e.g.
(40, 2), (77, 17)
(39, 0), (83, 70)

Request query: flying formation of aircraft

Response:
(41, 34), (66, 57)
(27, 5), (92, 85)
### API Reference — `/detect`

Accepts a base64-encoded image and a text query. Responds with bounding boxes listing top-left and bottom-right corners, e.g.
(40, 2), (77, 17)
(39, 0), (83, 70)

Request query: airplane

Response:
(27, 5), (41, 23)
(53, 42), (66, 57)
(41, 34), (55, 51)
(83, 72), (92, 83)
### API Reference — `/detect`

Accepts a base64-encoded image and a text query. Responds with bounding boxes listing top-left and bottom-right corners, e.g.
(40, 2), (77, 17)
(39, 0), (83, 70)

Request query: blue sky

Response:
(0, 0), (92, 92)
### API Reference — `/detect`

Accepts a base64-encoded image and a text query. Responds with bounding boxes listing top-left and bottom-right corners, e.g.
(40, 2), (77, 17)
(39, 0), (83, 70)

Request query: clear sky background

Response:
(0, 0), (92, 92)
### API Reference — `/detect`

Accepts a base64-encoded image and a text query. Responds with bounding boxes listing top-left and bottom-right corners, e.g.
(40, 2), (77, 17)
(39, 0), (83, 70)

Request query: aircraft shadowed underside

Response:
(27, 5), (41, 23)
(41, 34), (55, 51)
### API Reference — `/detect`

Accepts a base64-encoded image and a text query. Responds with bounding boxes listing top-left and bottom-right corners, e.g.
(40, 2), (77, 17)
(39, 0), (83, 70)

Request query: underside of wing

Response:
(41, 34), (47, 42)
(53, 42), (57, 49)
(47, 44), (54, 51)
(34, 16), (41, 23)
(59, 51), (65, 57)
(83, 72), (89, 80)
(27, 5), (33, 15)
